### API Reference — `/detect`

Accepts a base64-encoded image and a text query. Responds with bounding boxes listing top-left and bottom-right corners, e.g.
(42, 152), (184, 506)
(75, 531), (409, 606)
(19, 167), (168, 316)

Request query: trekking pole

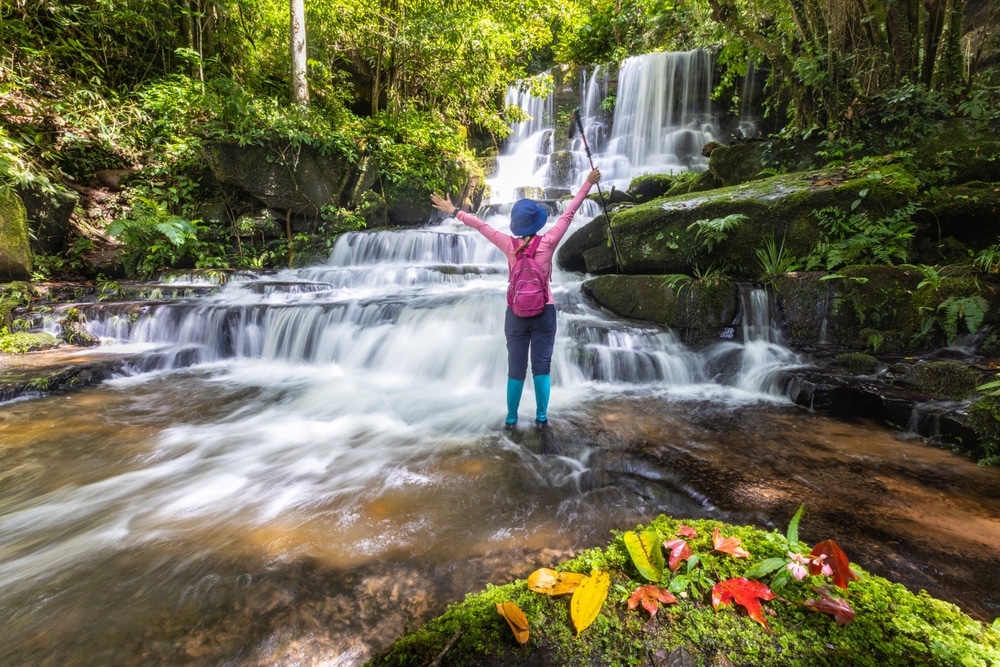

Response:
(568, 109), (623, 273)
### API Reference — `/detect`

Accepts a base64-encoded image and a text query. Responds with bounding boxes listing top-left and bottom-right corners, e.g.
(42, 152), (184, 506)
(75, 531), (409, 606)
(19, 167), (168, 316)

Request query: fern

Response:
(687, 214), (747, 253)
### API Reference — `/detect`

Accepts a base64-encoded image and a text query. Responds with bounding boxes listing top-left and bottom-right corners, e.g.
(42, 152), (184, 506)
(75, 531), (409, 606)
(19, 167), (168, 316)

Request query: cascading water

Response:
(1, 52), (812, 666)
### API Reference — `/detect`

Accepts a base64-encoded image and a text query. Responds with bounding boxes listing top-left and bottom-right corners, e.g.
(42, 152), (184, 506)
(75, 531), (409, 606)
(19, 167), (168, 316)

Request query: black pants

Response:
(504, 304), (556, 381)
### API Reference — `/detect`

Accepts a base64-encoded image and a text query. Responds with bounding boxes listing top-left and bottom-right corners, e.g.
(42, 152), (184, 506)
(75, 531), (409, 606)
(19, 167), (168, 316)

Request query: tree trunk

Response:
(290, 0), (309, 106)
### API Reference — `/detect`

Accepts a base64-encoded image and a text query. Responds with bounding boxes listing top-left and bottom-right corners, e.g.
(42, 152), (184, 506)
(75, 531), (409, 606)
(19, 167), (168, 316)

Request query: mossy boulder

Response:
(581, 275), (738, 344)
(369, 515), (1000, 667)
(707, 142), (771, 187)
(0, 189), (32, 281)
(558, 168), (916, 277)
(912, 119), (1000, 184)
(908, 360), (981, 400)
(627, 174), (674, 202)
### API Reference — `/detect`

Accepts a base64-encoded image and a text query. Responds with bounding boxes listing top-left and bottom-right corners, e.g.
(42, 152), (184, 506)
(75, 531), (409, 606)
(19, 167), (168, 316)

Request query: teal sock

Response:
(533, 374), (551, 423)
(506, 378), (525, 424)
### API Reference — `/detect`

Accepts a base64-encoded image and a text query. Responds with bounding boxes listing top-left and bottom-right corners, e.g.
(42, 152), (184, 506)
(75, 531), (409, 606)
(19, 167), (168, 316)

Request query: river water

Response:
(2, 204), (999, 666)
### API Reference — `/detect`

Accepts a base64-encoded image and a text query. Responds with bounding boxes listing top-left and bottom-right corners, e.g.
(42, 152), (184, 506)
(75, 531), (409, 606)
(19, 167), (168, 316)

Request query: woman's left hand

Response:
(430, 192), (456, 214)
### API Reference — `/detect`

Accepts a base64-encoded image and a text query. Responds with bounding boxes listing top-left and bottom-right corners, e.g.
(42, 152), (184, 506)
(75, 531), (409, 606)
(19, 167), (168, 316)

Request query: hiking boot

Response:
(503, 421), (516, 431)
(534, 419), (548, 430)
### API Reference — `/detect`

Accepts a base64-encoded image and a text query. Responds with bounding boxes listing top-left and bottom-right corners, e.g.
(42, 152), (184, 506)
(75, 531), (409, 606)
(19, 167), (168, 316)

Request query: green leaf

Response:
(744, 557), (788, 580)
(786, 504), (805, 546)
(623, 529), (664, 582)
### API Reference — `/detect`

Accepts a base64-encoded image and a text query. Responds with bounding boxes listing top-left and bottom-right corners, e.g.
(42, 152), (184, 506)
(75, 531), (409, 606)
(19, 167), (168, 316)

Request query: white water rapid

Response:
(0, 51), (811, 666)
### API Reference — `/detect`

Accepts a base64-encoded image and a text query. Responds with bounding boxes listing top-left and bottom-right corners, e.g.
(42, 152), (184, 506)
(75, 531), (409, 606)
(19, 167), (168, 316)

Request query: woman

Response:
(430, 168), (602, 430)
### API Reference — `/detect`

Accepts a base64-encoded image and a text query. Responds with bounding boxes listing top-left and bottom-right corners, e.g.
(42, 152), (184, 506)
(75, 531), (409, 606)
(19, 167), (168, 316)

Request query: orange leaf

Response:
(662, 538), (694, 571)
(627, 584), (677, 618)
(571, 571), (610, 638)
(527, 568), (586, 596)
(809, 539), (859, 590)
(711, 577), (775, 630)
(496, 601), (529, 645)
(676, 525), (698, 539)
(712, 526), (750, 558)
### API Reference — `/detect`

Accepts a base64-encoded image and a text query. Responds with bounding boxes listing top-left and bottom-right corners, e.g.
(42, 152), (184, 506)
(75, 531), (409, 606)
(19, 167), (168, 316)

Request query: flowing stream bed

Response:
(2, 207), (1000, 666)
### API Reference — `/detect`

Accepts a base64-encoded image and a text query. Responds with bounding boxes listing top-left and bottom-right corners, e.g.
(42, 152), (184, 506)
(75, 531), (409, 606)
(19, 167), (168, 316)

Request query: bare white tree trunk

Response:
(290, 0), (309, 106)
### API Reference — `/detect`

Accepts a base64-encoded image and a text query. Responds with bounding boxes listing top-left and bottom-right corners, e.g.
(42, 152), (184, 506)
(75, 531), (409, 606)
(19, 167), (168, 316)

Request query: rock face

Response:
(0, 190), (31, 280)
(202, 141), (377, 216)
(18, 186), (78, 256)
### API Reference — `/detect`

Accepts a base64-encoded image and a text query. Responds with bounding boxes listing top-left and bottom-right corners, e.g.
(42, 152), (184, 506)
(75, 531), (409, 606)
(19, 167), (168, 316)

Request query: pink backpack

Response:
(507, 236), (550, 317)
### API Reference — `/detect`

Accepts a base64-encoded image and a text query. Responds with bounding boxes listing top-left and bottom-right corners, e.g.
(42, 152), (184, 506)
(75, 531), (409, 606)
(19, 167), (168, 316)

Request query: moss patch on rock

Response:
(908, 361), (981, 400)
(368, 515), (1000, 667)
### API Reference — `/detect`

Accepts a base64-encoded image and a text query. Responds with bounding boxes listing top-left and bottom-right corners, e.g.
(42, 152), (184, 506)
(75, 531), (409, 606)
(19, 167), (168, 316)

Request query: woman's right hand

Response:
(586, 168), (601, 184)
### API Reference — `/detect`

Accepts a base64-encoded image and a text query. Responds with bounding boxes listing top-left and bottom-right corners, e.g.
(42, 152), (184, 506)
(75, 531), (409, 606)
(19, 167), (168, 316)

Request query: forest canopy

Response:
(1, 0), (998, 275)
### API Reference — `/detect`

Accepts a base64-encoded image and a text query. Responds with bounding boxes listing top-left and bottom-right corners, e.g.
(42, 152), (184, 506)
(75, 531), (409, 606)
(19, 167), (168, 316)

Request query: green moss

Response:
(369, 516), (1000, 667)
(0, 331), (58, 354)
(909, 361), (980, 399)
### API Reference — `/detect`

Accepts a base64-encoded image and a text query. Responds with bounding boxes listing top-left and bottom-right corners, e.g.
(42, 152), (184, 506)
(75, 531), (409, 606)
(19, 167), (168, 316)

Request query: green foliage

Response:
(107, 197), (198, 278)
(756, 233), (798, 286)
(687, 214), (747, 253)
(804, 196), (919, 271)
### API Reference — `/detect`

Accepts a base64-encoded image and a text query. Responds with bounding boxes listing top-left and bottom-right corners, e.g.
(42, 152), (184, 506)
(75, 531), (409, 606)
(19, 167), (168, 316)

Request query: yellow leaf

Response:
(496, 601), (529, 645)
(571, 571), (610, 637)
(527, 568), (586, 595)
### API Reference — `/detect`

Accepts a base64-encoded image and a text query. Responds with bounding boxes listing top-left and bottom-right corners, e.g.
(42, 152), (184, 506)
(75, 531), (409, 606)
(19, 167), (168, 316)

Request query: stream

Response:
(1, 206), (999, 666)
(3, 51), (1000, 665)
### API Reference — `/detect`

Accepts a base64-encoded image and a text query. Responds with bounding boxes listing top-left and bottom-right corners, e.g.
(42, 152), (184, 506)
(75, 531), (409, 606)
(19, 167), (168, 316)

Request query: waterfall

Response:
(490, 80), (556, 203)
(603, 50), (719, 189)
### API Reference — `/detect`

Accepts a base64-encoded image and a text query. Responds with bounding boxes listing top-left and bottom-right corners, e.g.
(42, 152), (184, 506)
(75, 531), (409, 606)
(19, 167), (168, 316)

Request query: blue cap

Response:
(509, 199), (548, 237)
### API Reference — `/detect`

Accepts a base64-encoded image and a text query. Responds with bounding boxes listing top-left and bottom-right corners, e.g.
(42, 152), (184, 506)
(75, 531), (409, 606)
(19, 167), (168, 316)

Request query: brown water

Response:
(1, 376), (998, 667)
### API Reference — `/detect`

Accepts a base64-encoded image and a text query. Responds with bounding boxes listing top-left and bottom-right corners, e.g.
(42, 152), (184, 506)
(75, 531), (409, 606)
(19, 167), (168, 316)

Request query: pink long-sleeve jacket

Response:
(455, 181), (595, 305)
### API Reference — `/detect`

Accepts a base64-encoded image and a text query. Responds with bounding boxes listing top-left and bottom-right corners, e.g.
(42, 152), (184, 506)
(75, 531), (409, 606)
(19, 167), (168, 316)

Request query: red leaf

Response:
(676, 525), (698, 539)
(711, 577), (775, 630)
(662, 538), (694, 571)
(627, 584), (677, 618)
(712, 526), (751, 558)
(804, 589), (856, 625)
(809, 540), (859, 590)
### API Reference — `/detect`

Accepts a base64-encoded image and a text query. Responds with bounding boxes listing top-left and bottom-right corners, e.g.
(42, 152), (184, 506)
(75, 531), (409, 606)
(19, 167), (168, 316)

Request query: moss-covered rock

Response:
(581, 275), (738, 344)
(0, 189), (32, 281)
(368, 515), (1000, 667)
(908, 361), (981, 400)
(0, 331), (58, 354)
(708, 142), (771, 187)
(627, 174), (674, 203)
(558, 168), (915, 278)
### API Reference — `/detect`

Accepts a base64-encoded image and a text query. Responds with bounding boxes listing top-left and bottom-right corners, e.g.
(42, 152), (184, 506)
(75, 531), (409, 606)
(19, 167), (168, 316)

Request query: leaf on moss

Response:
(527, 568), (586, 596)
(663, 538), (694, 571)
(804, 588), (856, 625)
(809, 539), (859, 589)
(677, 524), (698, 539)
(571, 570), (610, 637)
(711, 577), (775, 630)
(627, 584), (677, 618)
(496, 601), (529, 644)
(624, 529), (665, 581)
(712, 526), (751, 558)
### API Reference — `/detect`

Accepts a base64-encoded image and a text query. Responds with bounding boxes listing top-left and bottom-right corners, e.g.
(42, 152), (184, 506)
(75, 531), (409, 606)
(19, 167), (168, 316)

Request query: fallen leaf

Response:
(677, 525), (698, 539)
(712, 526), (750, 558)
(624, 529), (665, 581)
(804, 589), (856, 625)
(496, 601), (529, 644)
(809, 539), (859, 590)
(571, 570), (610, 637)
(527, 568), (586, 596)
(663, 538), (694, 571)
(711, 577), (775, 630)
(628, 584), (677, 618)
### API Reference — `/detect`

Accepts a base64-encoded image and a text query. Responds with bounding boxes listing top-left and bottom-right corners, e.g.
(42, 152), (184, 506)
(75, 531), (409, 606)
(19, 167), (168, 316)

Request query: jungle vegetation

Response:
(1, 0), (998, 278)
